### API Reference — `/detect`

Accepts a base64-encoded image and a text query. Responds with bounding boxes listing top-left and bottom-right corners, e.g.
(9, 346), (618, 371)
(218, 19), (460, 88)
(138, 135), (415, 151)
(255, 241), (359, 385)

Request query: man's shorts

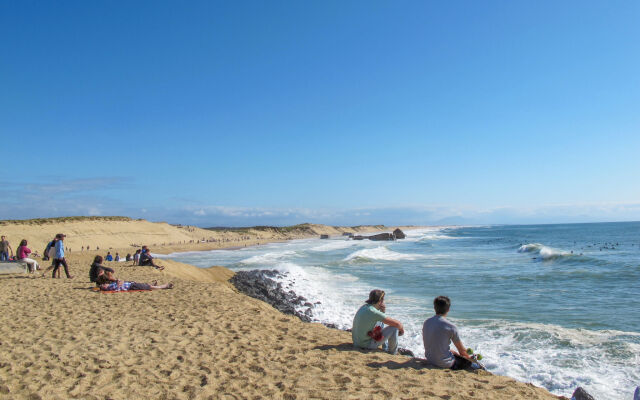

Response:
(451, 354), (472, 370)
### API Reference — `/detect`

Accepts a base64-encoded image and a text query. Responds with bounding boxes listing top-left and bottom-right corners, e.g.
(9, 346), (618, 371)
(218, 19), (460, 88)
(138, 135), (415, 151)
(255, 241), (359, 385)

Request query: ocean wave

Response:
(344, 246), (423, 262)
(310, 240), (357, 252)
(517, 243), (574, 261)
(240, 250), (298, 264)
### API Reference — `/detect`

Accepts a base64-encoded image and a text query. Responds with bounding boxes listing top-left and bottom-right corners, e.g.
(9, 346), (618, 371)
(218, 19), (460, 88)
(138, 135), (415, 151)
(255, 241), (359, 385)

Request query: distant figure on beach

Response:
(105, 252), (113, 262)
(422, 296), (471, 370)
(114, 253), (120, 262)
(352, 289), (404, 355)
(96, 274), (173, 291)
(16, 239), (39, 273)
(52, 233), (73, 279)
(0, 236), (13, 261)
(125, 253), (132, 262)
(138, 246), (164, 270)
(133, 249), (141, 265)
(89, 255), (115, 285)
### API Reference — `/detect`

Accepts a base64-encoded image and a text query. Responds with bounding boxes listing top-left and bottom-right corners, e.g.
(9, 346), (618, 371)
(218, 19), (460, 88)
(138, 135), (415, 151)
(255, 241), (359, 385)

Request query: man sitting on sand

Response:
(138, 246), (164, 270)
(422, 296), (471, 370)
(352, 289), (404, 355)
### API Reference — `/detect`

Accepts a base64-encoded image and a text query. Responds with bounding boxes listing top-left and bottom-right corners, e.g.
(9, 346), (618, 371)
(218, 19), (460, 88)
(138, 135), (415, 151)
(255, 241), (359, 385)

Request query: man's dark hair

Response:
(433, 296), (451, 315)
(94, 255), (103, 264)
(366, 289), (385, 305)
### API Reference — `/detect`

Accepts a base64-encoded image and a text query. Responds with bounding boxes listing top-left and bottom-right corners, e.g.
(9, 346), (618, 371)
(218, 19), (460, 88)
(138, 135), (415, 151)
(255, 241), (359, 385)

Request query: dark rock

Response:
(368, 233), (395, 241)
(323, 323), (340, 329)
(393, 228), (406, 239)
(230, 270), (312, 322)
(342, 232), (353, 237)
(571, 387), (596, 400)
(352, 235), (365, 240)
(320, 234), (329, 239)
(303, 302), (313, 307)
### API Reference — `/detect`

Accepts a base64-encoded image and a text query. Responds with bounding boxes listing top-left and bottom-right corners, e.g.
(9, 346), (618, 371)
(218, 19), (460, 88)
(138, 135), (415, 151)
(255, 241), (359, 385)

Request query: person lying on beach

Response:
(89, 255), (116, 285)
(352, 289), (404, 355)
(422, 296), (472, 370)
(96, 274), (173, 291)
(138, 246), (164, 270)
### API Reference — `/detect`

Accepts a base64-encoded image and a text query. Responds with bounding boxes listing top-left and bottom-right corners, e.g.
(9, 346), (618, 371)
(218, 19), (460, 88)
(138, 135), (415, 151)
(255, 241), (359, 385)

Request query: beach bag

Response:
(367, 325), (384, 342)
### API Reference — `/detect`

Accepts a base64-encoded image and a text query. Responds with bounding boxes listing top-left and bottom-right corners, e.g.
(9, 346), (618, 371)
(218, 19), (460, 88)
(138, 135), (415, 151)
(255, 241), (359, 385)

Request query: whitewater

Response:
(165, 222), (640, 399)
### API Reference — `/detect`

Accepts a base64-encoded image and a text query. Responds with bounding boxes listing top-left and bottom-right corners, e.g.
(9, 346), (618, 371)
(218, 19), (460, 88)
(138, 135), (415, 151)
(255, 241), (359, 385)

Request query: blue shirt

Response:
(55, 240), (64, 259)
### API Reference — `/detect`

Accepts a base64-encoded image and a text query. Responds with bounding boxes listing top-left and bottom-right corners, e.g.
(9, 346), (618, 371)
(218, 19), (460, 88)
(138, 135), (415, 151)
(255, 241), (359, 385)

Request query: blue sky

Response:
(1, 1), (639, 226)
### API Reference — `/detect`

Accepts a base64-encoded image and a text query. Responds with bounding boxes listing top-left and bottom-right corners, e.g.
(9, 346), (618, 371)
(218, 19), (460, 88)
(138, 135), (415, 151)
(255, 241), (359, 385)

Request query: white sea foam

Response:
(344, 246), (423, 262)
(240, 250), (299, 264)
(268, 262), (366, 328)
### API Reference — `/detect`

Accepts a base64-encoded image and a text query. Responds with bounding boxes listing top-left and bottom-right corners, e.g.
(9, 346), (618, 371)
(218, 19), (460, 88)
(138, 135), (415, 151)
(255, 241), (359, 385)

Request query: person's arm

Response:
(104, 266), (115, 273)
(452, 339), (470, 359)
(382, 316), (405, 336)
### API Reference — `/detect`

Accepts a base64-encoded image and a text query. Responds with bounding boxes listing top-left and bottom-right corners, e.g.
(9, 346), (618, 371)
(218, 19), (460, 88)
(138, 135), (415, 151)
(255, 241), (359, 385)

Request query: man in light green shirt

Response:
(352, 289), (405, 354)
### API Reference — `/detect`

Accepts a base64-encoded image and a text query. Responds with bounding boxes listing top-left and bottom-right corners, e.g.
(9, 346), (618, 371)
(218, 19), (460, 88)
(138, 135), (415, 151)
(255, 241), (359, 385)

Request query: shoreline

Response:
(0, 219), (566, 399)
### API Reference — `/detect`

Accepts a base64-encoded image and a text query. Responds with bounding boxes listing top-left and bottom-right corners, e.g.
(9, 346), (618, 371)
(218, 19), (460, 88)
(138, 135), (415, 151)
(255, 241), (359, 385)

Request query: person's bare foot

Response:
(67, 275), (74, 279)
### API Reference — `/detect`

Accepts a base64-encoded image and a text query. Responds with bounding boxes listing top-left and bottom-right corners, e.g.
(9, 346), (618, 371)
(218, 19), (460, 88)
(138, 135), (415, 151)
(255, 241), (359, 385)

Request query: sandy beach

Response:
(0, 219), (564, 399)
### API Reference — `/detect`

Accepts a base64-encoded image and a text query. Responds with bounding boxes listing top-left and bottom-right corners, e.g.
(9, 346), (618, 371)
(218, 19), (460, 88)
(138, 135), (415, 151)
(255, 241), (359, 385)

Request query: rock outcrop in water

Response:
(230, 270), (313, 322)
(350, 229), (406, 241)
(393, 228), (406, 239)
(571, 387), (595, 400)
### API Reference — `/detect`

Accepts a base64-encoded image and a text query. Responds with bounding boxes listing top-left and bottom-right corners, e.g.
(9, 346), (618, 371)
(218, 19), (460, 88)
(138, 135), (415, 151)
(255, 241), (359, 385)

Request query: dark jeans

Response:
(52, 258), (71, 278)
(129, 282), (152, 290)
(0, 251), (8, 261)
(451, 354), (472, 371)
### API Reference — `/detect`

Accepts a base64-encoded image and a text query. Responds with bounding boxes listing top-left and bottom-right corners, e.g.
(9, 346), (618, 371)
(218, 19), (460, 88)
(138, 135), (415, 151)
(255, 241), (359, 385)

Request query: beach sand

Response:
(0, 219), (565, 399)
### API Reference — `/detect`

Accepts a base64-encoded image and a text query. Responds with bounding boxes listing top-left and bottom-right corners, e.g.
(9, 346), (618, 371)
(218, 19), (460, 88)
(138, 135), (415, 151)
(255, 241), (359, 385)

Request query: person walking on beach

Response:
(52, 233), (73, 279)
(0, 236), (13, 261)
(352, 289), (404, 355)
(16, 239), (39, 273)
(422, 296), (471, 370)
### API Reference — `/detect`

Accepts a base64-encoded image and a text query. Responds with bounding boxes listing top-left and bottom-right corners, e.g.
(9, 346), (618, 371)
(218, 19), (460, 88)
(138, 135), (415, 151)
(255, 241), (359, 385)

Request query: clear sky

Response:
(1, 1), (639, 226)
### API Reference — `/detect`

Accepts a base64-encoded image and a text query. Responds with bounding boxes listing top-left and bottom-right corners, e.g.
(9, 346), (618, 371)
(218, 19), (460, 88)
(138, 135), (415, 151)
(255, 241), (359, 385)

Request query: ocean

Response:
(163, 222), (640, 399)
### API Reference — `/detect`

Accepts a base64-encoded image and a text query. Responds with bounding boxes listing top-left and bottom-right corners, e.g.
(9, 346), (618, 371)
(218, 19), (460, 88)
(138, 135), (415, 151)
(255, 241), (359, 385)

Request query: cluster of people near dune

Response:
(1, 234), (165, 276)
(353, 290), (477, 370)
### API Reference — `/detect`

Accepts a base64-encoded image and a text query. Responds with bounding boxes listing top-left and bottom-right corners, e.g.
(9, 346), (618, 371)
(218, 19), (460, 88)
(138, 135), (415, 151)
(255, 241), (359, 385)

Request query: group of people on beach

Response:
(89, 254), (173, 291)
(353, 289), (476, 370)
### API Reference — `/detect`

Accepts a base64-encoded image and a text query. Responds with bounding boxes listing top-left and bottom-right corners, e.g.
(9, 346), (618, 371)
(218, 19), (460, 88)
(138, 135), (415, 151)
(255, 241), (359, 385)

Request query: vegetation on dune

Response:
(204, 223), (388, 234)
(0, 216), (134, 225)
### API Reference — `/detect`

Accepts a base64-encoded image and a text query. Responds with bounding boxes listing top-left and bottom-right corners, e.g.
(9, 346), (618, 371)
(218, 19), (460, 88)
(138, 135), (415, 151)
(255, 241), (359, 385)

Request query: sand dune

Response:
(0, 217), (405, 256)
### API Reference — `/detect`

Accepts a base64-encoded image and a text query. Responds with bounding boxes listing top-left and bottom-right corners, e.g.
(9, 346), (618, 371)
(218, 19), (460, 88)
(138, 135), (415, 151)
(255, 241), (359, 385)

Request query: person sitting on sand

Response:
(96, 274), (173, 291)
(105, 252), (113, 262)
(138, 246), (164, 270)
(114, 253), (120, 262)
(89, 255), (116, 285)
(422, 296), (471, 370)
(16, 239), (39, 273)
(125, 253), (132, 262)
(352, 289), (404, 355)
